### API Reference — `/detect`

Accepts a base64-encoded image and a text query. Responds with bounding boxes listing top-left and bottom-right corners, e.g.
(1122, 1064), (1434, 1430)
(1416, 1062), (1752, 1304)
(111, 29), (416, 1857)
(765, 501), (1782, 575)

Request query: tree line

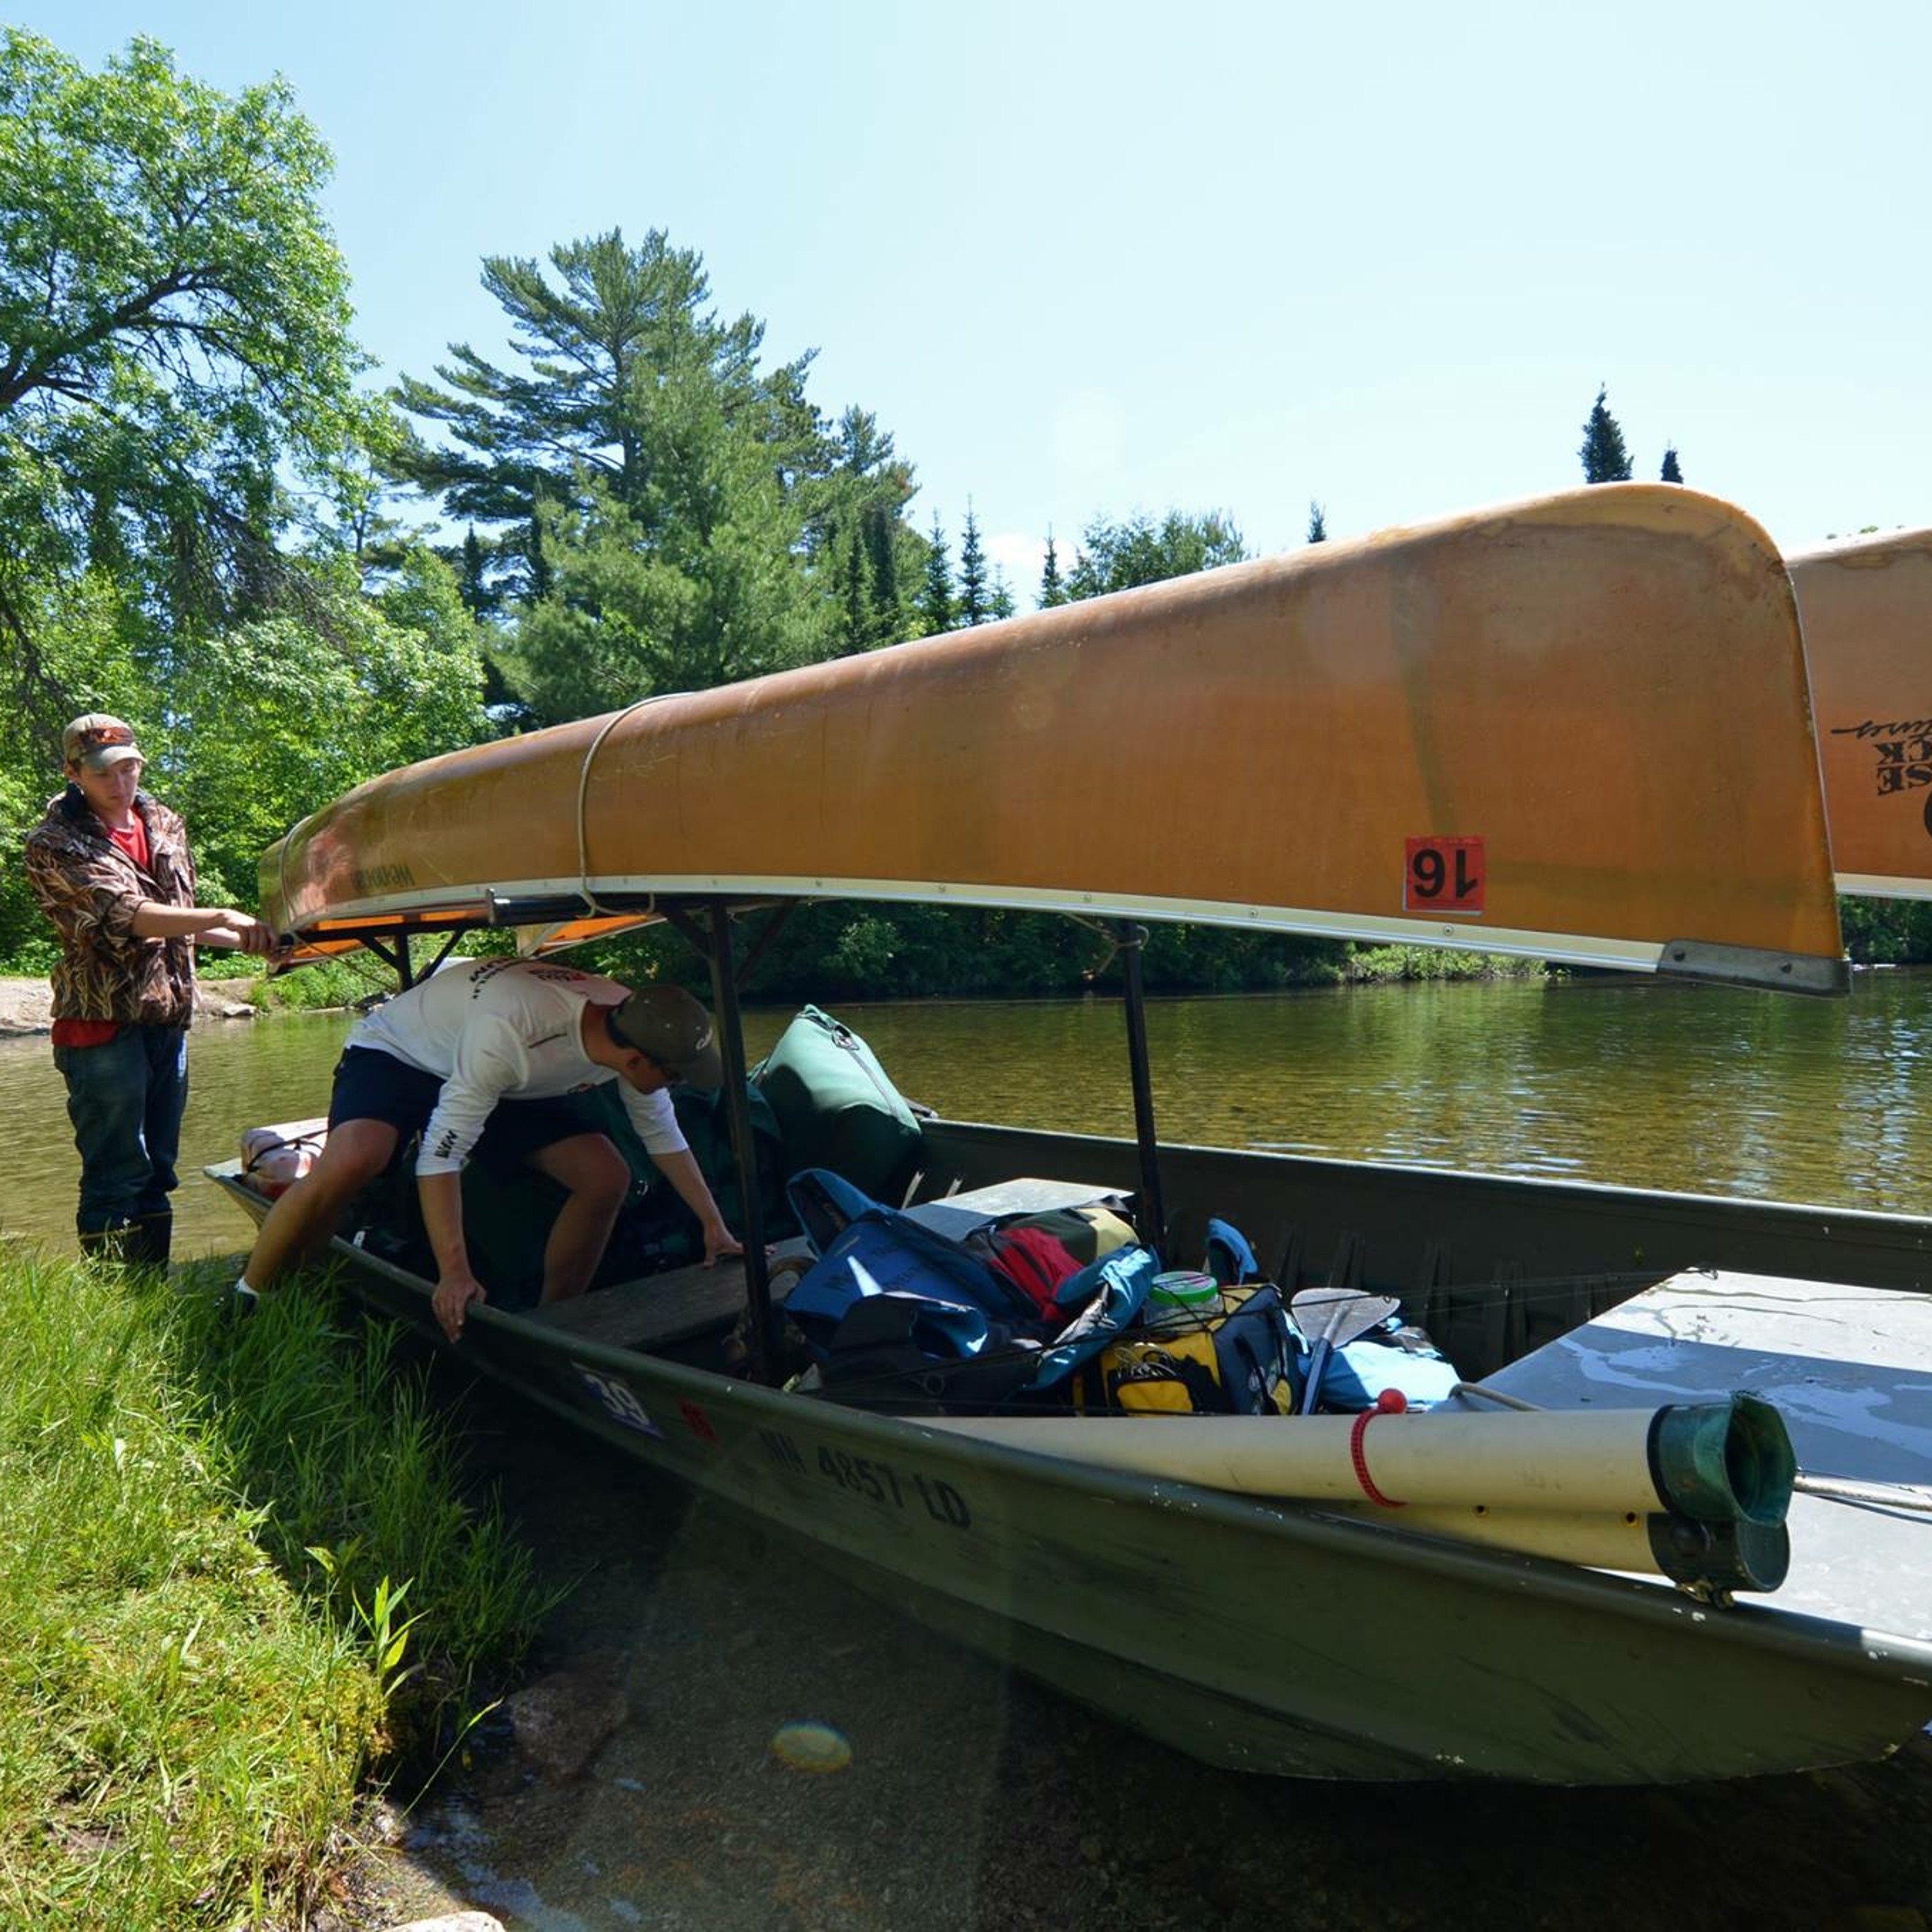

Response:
(0, 28), (1317, 991)
(3, 30), (1920, 984)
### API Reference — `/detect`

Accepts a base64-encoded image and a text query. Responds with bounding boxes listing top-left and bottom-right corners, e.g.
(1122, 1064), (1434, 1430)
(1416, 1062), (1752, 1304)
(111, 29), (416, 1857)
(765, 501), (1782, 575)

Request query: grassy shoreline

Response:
(0, 1249), (553, 1929)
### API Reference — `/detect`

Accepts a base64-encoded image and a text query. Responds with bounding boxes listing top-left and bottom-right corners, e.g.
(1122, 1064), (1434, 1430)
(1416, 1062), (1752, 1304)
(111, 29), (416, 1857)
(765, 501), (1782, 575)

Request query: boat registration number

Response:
(1405, 835), (1485, 916)
(758, 1428), (971, 1528)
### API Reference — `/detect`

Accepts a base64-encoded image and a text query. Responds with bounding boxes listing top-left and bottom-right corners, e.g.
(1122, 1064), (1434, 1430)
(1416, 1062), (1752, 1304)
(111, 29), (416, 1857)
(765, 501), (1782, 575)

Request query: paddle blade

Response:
(1293, 1288), (1401, 1413)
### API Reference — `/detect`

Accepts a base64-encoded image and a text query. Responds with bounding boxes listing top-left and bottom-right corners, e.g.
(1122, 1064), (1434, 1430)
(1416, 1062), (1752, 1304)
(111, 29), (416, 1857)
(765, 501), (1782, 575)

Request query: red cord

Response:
(1349, 1404), (1406, 1508)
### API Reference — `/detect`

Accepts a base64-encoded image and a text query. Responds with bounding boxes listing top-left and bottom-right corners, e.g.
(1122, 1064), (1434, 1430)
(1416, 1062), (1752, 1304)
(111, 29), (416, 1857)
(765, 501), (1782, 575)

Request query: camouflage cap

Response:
(62, 714), (143, 772)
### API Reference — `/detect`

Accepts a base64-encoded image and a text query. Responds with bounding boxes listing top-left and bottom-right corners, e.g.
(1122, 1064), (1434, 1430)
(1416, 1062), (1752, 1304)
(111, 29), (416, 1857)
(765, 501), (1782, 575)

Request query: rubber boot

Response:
(126, 1211), (174, 1273)
(77, 1222), (135, 1269)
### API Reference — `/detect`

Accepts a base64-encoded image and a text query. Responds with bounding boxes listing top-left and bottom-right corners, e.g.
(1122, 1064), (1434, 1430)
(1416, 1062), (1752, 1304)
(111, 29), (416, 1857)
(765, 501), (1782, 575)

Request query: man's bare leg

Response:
(524, 1133), (632, 1305)
(242, 1119), (401, 1293)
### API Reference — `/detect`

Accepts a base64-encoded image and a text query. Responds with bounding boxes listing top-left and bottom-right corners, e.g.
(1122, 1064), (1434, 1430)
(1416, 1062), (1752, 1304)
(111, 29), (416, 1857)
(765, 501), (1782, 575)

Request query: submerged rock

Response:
(502, 1655), (629, 1781)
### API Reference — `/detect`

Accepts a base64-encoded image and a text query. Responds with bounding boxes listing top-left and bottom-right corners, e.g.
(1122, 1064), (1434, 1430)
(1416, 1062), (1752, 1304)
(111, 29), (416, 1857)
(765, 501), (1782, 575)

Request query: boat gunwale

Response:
(925, 1116), (1932, 1238)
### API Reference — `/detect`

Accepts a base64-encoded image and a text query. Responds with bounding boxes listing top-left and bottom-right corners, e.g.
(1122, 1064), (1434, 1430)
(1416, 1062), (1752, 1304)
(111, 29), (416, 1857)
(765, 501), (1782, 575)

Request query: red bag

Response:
(968, 1204), (1139, 1320)
(980, 1224), (1084, 1318)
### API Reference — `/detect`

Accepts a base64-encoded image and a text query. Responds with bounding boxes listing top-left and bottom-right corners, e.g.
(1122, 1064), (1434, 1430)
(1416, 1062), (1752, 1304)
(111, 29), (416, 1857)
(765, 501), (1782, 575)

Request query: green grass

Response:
(246, 954), (396, 1012)
(0, 1248), (557, 1930)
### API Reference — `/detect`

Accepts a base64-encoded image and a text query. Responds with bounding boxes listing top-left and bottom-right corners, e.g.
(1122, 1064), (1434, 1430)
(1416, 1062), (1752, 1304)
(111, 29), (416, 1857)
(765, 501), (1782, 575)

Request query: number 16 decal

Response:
(1405, 836), (1486, 916)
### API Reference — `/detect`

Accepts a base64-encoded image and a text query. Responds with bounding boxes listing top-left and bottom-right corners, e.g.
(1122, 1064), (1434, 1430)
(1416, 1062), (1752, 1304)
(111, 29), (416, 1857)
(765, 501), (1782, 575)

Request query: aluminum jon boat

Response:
(209, 484), (1932, 1786)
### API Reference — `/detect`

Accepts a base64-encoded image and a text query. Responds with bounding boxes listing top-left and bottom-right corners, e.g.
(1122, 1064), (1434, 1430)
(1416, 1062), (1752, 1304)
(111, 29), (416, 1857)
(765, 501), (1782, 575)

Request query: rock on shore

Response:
(0, 974), (255, 1037)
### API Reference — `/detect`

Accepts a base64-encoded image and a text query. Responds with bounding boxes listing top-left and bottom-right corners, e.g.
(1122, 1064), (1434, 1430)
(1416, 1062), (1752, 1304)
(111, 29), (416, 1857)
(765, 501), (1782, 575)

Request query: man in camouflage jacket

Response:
(24, 714), (278, 1265)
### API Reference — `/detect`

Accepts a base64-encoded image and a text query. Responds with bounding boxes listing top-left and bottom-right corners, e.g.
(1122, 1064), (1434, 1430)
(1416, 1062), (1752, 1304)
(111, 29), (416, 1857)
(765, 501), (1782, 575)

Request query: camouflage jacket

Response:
(23, 786), (199, 1027)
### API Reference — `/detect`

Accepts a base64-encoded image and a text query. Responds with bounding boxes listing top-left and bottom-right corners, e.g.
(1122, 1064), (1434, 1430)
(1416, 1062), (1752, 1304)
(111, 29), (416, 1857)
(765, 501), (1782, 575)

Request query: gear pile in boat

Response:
(777, 1157), (1461, 1419)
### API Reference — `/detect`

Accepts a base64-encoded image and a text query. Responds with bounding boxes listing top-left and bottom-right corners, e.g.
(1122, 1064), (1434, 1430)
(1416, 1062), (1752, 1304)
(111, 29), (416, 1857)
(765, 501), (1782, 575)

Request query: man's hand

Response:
(200, 909), (279, 953)
(223, 911), (278, 953)
(433, 1267), (488, 1341)
(701, 1220), (744, 1268)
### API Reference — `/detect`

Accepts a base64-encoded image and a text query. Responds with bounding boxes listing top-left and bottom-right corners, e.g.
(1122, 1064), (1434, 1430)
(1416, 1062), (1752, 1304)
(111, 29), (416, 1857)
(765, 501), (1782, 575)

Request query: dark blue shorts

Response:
(327, 1045), (604, 1175)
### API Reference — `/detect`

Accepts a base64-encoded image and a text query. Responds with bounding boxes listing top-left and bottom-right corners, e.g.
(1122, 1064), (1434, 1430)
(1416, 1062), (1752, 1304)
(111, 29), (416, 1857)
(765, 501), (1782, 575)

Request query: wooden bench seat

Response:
(520, 1236), (814, 1352)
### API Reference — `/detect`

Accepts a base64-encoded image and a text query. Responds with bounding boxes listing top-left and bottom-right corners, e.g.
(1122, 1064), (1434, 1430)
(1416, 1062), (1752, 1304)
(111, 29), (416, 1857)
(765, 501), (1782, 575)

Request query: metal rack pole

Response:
(1117, 923), (1168, 1258)
(706, 901), (775, 1383)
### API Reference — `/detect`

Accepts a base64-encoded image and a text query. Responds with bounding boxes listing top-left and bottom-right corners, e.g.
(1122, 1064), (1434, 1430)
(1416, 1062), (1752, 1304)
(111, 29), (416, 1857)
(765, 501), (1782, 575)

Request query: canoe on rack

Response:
(266, 485), (1844, 993)
(1788, 526), (1932, 900)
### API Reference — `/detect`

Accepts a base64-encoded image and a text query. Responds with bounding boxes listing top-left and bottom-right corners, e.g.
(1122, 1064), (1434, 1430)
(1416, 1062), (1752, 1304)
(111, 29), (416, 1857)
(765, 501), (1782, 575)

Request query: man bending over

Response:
(240, 956), (742, 1338)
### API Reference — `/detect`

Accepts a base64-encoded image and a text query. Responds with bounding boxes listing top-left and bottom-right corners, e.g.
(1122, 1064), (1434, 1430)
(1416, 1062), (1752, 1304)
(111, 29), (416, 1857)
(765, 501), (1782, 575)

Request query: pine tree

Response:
(1579, 385), (1634, 484)
(1660, 446), (1684, 484)
(1307, 501), (1327, 543)
(989, 567), (1015, 622)
(862, 502), (900, 645)
(918, 515), (953, 636)
(1039, 532), (1065, 607)
(526, 504), (553, 600)
(840, 536), (869, 654)
(958, 503), (989, 627)
(457, 526), (497, 616)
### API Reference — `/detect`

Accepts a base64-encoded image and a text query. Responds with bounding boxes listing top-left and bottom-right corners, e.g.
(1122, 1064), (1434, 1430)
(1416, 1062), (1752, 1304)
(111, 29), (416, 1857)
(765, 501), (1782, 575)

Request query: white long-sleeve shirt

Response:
(348, 957), (688, 1177)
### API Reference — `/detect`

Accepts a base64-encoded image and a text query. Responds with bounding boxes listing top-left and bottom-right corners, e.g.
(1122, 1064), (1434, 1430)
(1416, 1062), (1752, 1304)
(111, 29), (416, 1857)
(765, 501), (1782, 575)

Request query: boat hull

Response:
(209, 1151), (1932, 1786)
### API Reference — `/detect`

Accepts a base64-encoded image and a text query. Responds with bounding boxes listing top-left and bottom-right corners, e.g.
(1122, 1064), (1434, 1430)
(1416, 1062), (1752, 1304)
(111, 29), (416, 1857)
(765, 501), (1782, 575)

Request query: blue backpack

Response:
(782, 1169), (1151, 1409)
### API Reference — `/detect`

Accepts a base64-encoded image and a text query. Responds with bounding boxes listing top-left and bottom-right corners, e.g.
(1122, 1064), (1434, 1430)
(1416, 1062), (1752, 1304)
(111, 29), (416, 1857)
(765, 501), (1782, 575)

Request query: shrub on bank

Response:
(247, 954), (396, 1011)
(0, 1250), (552, 1930)
(1347, 945), (1546, 983)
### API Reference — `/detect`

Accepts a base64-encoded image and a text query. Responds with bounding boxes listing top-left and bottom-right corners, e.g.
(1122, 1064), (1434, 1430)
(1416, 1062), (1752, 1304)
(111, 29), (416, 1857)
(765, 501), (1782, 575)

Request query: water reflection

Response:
(1, 969), (1928, 1260)
(841, 971), (1932, 1215)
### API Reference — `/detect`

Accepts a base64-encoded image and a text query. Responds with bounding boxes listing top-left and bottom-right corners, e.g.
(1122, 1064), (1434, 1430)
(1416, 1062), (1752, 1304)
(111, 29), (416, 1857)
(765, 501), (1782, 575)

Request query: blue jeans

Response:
(53, 1025), (189, 1237)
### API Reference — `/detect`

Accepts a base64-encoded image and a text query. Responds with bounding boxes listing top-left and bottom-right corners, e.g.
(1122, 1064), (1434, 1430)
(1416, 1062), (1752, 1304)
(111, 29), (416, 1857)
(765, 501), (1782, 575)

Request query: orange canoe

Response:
(1788, 527), (1932, 900)
(263, 484), (1846, 995)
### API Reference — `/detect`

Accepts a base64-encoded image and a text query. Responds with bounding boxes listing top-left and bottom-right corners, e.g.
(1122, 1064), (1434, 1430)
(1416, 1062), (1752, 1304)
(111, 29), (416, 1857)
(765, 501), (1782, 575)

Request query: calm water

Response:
(3, 970), (1930, 1258)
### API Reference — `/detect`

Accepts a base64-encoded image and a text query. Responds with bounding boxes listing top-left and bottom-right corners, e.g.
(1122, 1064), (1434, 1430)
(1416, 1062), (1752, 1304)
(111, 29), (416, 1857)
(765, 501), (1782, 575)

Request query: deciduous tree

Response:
(0, 28), (366, 739)
(495, 478), (828, 722)
(1065, 511), (1248, 600)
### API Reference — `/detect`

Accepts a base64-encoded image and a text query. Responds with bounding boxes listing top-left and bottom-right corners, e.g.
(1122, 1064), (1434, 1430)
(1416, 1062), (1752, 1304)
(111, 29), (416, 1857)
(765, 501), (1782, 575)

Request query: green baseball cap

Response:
(605, 984), (723, 1089)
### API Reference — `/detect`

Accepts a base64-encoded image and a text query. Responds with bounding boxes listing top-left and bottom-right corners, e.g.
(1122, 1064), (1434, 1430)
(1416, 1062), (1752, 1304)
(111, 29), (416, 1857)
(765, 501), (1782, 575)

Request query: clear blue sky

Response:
(24, 1), (1932, 597)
